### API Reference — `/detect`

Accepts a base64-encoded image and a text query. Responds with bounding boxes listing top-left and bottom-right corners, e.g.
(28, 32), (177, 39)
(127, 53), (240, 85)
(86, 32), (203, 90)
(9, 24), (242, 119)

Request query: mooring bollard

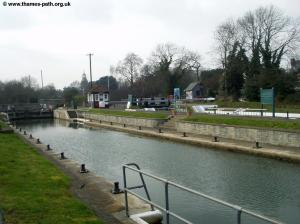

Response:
(99, 120), (102, 124)
(80, 164), (88, 173)
(36, 138), (41, 144)
(110, 122), (113, 125)
(138, 126), (142, 130)
(23, 131), (27, 135)
(255, 141), (261, 148)
(29, 134), (33, 139)
(287, 111), (289, 119)
(213, 136), (219, 142)
(60, 152), (66, 160)
(158, 128), (162, 133)
(123, 124), (126, 128)
(112, 181), (123, 194)
(183, 132), (187, 137)
(47, 144), (51, 151)
(19, 128), (22, 132)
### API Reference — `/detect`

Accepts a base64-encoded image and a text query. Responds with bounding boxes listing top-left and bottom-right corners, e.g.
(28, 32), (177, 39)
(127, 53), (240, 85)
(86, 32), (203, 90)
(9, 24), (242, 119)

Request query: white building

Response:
(87, 86), (109, 108)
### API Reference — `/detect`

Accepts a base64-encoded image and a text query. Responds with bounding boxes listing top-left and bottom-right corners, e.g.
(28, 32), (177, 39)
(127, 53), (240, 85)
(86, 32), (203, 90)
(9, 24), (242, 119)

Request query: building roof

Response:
(185, 82), (200, 91)
(88, 85), (109, 94)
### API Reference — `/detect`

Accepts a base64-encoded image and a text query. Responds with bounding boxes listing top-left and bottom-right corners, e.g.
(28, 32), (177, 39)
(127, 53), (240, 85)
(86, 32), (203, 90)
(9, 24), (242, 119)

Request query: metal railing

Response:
(123, 163), (283, 224)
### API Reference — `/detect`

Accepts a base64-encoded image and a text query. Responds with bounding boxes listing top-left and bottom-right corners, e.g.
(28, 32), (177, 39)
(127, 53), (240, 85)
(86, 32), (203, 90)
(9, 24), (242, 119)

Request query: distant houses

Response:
(184, 82), (204, 99)
(87, 86), (109, 108)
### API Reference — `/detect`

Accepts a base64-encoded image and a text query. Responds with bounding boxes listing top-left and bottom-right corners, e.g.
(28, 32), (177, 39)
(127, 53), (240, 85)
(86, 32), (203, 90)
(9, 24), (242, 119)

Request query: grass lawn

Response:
(0, 133), (103, 224)
(83, 109), (168, 119)
(188, 100), (300, 113)
(184, 114), (300, 131)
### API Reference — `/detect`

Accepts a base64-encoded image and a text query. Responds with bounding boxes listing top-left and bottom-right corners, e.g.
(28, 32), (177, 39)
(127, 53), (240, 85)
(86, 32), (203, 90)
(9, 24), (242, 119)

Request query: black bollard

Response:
(60, 152), (66, 160)
(80, 164), (88, 173)
(99, 120), (102, 124)
(110, 122), (113, 125)
(213, 136), (219, 142)
(123, 124), (126, 128)
(158, 128), (162, 133)
(29, 134), (33, 139)
(183, 132), (187, 137)
(23, 131), (27, 135)
(138, 126), (142, 130)
(36, 138), (41, 144)
(112, 182), (123, 194)
(19, 128), (22, 132)
(47, 144), (51, 151)
(287, 111), (289, 119)
(255, 141), (261, 148)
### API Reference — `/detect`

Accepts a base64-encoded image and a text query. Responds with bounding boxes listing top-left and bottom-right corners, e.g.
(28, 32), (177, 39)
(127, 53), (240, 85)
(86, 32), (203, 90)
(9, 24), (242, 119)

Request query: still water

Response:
(17, 119), (300, 224)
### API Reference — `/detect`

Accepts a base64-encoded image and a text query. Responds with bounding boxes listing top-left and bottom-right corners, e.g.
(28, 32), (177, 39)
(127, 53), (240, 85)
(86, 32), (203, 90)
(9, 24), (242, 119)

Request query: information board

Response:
(260, 88), (275, 117)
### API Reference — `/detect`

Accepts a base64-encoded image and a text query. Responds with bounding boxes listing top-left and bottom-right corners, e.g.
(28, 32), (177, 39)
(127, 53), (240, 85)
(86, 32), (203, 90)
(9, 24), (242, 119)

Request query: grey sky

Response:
(0, 0), (299, 89)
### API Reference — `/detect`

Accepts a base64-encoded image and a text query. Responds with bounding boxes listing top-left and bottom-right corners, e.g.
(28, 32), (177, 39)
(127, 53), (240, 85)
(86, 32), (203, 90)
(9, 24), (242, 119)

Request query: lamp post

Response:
(87, 53), (95, 108)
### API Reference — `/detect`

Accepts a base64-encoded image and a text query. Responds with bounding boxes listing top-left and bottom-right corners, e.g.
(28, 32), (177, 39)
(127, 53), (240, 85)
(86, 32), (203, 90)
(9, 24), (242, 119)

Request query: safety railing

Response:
(123, 163), (283, 224)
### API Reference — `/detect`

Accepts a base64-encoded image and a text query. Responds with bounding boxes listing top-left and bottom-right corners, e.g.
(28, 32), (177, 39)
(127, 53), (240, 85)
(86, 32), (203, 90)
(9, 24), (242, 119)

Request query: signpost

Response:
(173, 88), (180, 110)
(260, 88), (275, 117)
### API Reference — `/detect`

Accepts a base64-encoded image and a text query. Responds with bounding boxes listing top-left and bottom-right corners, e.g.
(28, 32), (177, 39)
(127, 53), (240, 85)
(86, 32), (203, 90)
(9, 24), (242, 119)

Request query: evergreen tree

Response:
(225, 42), (248, 100)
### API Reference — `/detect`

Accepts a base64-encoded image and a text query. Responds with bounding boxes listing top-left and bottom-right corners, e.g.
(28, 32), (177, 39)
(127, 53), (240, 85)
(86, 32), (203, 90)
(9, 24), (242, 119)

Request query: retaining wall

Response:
(80, 112), (165, 128)
(176, 121), (300, 148)
(53, 109), (70, 120)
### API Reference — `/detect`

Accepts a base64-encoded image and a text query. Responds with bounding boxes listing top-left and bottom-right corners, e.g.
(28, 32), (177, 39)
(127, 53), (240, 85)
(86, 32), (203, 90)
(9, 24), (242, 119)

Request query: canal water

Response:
(17, 119), (300, 224)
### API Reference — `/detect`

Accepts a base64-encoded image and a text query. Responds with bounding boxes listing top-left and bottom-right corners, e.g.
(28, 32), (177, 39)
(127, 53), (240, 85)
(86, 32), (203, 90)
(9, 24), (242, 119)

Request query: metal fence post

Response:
(237, 209), (242, 224)
(123, 166), (129, 217)
(165, 181), (170, 224)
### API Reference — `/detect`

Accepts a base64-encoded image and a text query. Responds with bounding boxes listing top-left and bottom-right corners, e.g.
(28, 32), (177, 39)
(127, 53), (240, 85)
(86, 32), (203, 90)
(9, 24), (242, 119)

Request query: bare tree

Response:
(150, 43), (179, 71)
(21, 75), (39, 89)
(259, 6), (299, 68)
(214, 19), (238, 69)
(239, 5), (300, 69)
(116, 53), (143, 88)
(186, 50), (202, 81)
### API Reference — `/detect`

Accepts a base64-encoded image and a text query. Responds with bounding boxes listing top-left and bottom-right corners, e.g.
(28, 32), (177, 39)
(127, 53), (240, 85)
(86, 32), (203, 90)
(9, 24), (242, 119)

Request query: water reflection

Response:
(17, 119), (300, 224)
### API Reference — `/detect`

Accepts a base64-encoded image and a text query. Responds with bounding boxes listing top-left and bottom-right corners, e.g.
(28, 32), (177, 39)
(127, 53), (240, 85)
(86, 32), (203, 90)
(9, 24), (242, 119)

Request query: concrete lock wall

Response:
(82, 113), (165, 128)
(176, 121), (300, 148)
(53, 109), (70, 120)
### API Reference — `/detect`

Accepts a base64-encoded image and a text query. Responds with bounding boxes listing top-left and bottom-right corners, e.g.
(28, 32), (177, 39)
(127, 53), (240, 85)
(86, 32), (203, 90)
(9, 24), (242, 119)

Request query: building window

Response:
(94, 94), (99, 101)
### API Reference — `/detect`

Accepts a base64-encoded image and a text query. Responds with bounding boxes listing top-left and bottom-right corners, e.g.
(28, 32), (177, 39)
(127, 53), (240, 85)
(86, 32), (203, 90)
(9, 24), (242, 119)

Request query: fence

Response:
(123, 163), (283, 224)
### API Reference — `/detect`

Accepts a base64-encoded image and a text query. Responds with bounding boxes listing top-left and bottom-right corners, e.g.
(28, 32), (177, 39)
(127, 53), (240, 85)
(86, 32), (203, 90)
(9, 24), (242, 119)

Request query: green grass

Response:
(83, 109), (168, 119)
(0, 133), (103, 224)
(184, 114), (300, 131)
(188, 100), (300, 113)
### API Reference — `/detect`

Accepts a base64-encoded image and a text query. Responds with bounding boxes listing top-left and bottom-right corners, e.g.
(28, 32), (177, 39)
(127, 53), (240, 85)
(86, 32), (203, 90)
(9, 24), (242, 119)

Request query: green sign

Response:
(260, 88), (274, 105)
(260, 88), (275, 117)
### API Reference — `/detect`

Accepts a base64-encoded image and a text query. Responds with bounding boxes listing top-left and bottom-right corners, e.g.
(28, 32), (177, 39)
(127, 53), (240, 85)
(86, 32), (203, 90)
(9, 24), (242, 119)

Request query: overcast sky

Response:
(0, 0), (299, 89)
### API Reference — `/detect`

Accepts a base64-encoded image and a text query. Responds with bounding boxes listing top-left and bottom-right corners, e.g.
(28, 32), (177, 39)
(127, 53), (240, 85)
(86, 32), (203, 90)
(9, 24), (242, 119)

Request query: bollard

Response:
(19, 128), (22, 132)
(112, 182), (123, 194)
(183, 132), (187, 137)
(213, 136), (219, 142)
(60, 152), (66, 160)
(29, 134), (33, 139)
(255, 141), (261, 148)
(158, 128), (162, 133)
(287, 111), (289, 119)
(36, 138), (41, 144)
(110, 122), (113, 125)
(123, 124), (126, 128)
(23, 131), (27, 135)
(99, 120), (102, 124)
(80, 164), (88, 173)
(138, 126), (142, 130)
(47, 144), (51, 151)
